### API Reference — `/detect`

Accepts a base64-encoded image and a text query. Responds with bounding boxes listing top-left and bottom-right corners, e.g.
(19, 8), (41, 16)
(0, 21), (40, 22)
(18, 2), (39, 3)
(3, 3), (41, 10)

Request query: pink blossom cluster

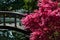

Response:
(21, 0), (60, 40)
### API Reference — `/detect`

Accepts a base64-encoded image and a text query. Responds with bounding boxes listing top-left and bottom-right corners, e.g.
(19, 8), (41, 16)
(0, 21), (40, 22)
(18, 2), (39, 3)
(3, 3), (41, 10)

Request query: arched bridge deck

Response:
(0, 11), (30, 35)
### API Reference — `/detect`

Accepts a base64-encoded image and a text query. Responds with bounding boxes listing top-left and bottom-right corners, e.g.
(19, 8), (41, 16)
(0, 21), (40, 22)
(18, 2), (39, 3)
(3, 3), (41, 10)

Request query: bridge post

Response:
(3, 13), (6, 26)
(15, 15), (17, 28)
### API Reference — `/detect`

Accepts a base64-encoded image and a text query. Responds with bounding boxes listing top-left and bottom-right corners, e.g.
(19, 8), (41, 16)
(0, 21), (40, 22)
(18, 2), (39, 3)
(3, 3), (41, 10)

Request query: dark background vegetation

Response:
(0, 0), (37, 13)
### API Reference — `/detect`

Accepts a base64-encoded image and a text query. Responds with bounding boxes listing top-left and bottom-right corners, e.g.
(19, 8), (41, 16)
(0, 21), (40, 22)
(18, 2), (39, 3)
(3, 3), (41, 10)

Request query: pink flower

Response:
(30, 31), (43, 40)
(43, 28), (48, 31)
(21, 0), (60, 40)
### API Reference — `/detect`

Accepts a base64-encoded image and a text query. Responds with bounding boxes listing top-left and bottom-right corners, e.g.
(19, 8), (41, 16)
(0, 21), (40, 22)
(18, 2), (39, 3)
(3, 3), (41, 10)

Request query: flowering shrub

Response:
(21, 0), (60, 40)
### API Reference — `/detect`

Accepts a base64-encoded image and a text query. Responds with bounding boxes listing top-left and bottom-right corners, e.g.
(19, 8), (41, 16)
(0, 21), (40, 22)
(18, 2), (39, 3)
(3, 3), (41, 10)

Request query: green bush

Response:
(0, 30), (29, 40)
(0, 0), (37, 13)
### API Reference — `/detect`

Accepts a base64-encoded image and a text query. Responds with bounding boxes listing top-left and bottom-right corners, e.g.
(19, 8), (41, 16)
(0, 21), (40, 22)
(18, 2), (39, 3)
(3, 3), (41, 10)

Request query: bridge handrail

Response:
(0, 11), (30, 35)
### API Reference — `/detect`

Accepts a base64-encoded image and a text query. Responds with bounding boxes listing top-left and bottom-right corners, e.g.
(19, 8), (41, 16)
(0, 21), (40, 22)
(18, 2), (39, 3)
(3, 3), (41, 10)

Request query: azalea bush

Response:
(21, 0), (60, 40)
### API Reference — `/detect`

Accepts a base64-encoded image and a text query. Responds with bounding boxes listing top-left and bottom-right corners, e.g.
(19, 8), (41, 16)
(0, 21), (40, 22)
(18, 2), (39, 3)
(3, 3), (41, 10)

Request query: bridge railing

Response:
(0, 11), (24, 27)
(0, 11), (31, 35)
